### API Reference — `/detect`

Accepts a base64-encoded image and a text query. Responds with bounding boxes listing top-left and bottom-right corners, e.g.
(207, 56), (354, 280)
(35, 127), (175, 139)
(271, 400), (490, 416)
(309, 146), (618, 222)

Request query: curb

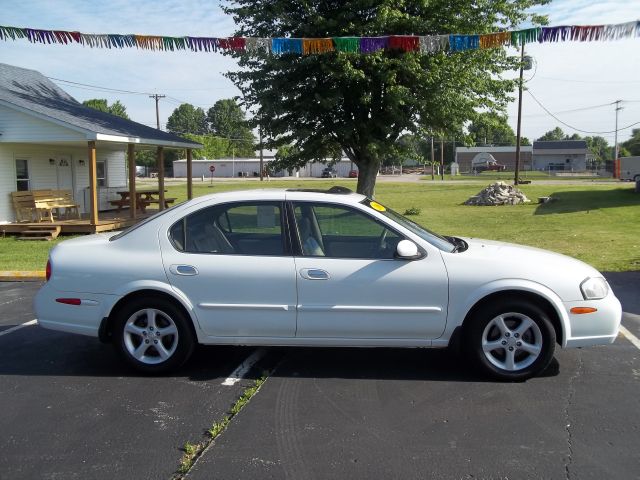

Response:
(0, 271), (46, 282)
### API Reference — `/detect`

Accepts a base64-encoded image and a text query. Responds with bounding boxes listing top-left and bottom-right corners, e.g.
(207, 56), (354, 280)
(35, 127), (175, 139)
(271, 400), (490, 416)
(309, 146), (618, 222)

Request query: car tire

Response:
(464, 299), (555, 381)
(112, 296), (195, 374)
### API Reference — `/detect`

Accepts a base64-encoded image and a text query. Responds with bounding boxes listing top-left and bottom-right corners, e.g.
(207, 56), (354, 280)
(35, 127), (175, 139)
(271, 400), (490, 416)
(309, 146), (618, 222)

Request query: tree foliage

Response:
(467, 112), (517, 146)
(82, 98), (130, 119)
(622, 128), (640, 156)
(223, 0), (546, 197)
(166, 104), (207, 135)
(182, 134), (234, 159)
(207, 99), (256, 156)
(537, 126), (565, 142)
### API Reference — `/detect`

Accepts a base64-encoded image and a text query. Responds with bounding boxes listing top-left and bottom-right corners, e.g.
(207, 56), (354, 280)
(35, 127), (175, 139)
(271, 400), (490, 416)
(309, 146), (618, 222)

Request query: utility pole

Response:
(440, 138), (444, 181)
(149, 94), (166, 130)
(613, 100), (623, 161)
(514, 42), (525, 185)
(430, 136), (435, 180)
(259, 122), (264, 181)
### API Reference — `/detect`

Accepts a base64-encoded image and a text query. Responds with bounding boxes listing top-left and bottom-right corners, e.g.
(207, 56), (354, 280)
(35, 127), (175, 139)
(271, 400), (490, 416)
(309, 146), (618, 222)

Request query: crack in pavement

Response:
(563, 351), (583, 480)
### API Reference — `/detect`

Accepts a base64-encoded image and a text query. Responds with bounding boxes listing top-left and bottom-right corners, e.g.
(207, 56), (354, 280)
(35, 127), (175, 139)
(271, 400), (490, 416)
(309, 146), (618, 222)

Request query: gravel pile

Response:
(464, 182), (530, 206)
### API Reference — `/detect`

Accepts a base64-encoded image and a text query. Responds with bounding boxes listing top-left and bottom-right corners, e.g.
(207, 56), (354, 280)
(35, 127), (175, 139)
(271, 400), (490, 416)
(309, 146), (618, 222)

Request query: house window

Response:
(97, 160), (106, 187)
(15, 159), (30, 191)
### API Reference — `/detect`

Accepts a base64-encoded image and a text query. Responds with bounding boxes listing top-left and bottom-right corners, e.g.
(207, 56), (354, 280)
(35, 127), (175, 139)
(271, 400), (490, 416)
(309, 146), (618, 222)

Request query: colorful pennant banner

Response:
(0, 21), (638, 55)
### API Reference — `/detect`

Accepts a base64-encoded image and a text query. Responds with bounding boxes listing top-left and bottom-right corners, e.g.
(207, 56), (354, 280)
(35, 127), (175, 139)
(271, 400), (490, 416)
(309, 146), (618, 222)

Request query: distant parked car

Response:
(348, 169), (358, 178)
(472, 160), (506, 173)
(35, 187), (621, 380)
(321, 168), (338, 178)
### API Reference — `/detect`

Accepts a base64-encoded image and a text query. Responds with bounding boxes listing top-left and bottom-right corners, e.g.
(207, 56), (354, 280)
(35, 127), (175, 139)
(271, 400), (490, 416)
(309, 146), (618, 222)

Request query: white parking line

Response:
(620, 325), (640, 351)
(222, 348), (266, 386)
(0, 319), (38, 338)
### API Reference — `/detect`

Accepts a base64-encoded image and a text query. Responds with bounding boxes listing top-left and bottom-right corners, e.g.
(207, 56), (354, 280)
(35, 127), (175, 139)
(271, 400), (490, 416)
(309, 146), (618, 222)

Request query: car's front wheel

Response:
(112, 296), (195, 374)
(464, 300), (556, 381)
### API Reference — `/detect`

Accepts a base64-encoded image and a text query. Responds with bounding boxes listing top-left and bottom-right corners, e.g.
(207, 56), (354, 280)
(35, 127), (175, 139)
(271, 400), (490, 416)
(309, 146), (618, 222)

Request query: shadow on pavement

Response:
(603, 271), (640, 315)
(268, 346), (560, 383)
(0, 326), (560, 382)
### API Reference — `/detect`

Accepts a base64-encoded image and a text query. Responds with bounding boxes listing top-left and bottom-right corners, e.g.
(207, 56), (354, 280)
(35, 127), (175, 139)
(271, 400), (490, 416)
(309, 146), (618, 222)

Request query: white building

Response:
(173, 157), (358, 178)
(532, 141), (590, 172)
(0, 63), (199, 226)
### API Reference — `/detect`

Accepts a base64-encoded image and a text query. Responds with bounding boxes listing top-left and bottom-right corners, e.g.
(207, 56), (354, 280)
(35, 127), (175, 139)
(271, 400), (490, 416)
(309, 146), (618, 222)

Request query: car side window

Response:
(293, 203), (401, 259)
(169, 202), (285, 256)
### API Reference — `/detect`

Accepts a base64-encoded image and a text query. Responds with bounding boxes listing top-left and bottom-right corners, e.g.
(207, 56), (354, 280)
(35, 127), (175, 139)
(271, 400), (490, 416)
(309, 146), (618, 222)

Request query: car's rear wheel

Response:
(464, 300), (555, 381)
(112, 297), (195, 374)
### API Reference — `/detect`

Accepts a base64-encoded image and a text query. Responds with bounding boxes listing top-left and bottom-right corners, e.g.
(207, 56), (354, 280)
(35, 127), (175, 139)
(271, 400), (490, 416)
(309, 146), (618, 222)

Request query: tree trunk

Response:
(355, 160), (379, 198)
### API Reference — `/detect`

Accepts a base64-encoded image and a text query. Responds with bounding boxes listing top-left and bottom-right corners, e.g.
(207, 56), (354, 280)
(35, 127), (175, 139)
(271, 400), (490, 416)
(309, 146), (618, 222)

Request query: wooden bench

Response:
(145, 197), (176, 209)
(11, 191), (37, 222)
(11, 190), (80, 223)
(109, 197), (176, 213)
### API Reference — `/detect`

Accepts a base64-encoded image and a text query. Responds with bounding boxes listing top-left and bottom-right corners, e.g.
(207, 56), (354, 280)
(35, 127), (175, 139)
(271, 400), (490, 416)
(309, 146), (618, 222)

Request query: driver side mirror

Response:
(395, 240), (423, 260)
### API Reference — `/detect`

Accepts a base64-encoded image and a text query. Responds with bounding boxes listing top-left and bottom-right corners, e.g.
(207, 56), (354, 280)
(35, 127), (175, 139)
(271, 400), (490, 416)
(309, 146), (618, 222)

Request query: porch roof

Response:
(0, 63), (201, 149)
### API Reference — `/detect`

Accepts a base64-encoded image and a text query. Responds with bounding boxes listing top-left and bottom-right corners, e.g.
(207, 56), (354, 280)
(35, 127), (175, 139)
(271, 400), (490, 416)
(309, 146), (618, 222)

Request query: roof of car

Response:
(183, 187), (366, 209)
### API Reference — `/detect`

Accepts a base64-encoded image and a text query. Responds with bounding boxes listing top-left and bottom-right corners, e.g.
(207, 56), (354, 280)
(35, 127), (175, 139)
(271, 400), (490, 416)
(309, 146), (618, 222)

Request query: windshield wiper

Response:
(445, 236), (468, 253)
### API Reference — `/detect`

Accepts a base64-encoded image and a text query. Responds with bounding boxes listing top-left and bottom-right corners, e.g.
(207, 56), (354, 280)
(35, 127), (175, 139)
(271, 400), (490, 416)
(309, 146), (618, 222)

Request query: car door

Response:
(291, 201), (449, 340)
(161, 201), (297, 338)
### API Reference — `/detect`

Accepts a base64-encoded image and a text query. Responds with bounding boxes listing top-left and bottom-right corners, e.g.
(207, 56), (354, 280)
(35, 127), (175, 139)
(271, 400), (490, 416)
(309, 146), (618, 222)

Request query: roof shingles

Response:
(0, 63), (200, 147)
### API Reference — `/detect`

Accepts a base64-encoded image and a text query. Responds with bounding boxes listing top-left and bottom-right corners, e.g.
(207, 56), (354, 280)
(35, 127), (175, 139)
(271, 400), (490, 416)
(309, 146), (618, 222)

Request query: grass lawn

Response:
(1, 179), (637, 272)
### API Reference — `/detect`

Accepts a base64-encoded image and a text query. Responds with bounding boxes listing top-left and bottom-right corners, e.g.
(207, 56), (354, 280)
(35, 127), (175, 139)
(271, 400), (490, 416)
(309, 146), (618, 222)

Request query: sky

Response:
(0, 0), (638, 145)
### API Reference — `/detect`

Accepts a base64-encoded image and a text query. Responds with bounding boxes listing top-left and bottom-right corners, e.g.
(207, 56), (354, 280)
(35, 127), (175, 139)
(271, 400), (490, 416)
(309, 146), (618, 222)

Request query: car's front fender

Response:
(443, 278), (571, 348)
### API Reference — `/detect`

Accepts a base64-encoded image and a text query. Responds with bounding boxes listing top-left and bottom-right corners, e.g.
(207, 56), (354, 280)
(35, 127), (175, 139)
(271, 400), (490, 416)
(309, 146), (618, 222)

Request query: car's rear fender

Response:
(103, 280), (204, 341)
(444, 279), (571, 348)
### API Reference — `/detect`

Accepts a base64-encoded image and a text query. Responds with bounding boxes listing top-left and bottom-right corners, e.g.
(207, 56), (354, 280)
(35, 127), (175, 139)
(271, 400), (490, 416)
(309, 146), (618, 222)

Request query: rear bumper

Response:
(34, 282), (120, 338)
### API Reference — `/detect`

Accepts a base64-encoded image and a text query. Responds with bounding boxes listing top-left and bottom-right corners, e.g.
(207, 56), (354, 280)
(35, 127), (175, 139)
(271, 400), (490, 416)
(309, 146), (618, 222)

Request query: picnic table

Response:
(111, 189), (176, 213)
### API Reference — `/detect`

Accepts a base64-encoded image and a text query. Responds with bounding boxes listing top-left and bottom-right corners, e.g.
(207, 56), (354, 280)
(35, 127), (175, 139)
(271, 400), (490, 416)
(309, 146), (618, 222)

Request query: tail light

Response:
(46, 259), (51, 281)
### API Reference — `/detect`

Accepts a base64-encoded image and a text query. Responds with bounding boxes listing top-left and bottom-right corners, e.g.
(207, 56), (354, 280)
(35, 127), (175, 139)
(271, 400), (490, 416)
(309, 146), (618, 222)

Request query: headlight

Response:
(580, 277), (609, 300)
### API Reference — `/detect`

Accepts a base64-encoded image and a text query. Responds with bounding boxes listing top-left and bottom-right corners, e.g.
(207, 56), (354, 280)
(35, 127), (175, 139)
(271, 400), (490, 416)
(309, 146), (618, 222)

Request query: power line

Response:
(48, 76), (151, 95)
(523, 101), (613, 118)
(526, 90), (640, 134)
(536, 76), (640, 85)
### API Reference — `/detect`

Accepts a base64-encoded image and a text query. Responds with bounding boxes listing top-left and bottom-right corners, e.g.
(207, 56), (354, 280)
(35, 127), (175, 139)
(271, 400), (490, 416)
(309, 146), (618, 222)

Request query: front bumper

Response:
(563, 292), (622, 348)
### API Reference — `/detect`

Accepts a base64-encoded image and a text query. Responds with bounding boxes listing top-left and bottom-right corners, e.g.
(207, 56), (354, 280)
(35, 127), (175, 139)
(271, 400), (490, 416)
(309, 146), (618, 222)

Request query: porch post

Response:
(88, 140), (99, 225)
(127, 143), (137, 219)
(157, 146), (165, 211)
(186, 148), (193, 200)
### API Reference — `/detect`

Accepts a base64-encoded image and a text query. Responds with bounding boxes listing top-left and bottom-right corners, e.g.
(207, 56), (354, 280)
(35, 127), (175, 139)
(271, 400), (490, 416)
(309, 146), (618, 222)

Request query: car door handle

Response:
(169, 264), (199, 276)
(300, 268), (330, 280)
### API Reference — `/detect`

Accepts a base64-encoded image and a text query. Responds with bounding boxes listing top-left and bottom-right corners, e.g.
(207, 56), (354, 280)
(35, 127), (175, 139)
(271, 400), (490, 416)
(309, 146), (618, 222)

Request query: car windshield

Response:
(360, 199), (455, 252)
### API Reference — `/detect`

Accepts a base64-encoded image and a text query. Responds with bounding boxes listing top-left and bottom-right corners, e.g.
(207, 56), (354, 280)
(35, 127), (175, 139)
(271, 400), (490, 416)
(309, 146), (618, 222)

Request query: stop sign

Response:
(209, 165), (215, 172)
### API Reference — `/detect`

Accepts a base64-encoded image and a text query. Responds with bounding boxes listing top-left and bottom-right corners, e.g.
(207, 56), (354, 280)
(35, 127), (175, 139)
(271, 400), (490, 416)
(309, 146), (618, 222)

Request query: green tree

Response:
(467, 112), (517, 146)
(622, 128), (640, 156)
(166, 104), (207, 135)
(183, 134), (233, 159)
(224, 0), (545, 197)
(207, 99), (256, 157)
(82, 98), (130, 119)
(584, 136), (610, 164)
(537, 127), (565, 141)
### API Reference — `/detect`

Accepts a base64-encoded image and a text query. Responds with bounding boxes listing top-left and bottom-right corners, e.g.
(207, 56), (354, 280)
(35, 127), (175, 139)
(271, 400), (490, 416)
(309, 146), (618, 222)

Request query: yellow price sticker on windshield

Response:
(369, 201), (386, 212)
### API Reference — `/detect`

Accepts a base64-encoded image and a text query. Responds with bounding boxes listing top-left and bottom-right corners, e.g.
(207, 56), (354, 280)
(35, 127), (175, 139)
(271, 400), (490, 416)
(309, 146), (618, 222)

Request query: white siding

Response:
(0, 105), (87, 143)
(0, 147), (16, 223)
(0, 144), (127, 222)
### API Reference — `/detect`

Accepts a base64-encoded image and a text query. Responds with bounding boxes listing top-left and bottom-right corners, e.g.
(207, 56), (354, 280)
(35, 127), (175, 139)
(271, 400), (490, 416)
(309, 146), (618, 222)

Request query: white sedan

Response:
(35, 187), (622, 380)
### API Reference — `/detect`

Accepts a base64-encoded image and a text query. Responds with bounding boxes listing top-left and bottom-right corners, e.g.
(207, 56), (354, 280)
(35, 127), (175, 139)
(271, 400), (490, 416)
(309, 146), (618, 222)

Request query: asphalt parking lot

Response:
(1, 275), (639, 480)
